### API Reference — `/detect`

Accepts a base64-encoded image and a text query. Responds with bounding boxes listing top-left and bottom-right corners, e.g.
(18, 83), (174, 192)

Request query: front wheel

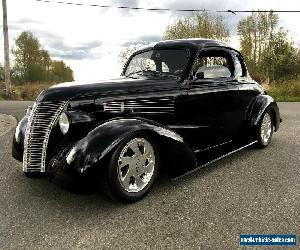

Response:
(255, 110), (274, 148)
(106, 133), (159, 202)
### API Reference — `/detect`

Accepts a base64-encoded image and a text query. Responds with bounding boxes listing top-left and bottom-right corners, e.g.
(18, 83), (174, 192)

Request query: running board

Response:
(171, 140), (257, 181)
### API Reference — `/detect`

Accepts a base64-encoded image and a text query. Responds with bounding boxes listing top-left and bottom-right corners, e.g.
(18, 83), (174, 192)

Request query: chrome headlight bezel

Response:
(59, 112), (70, 135)
(66, 146), (77, 164)
(26, 106), (32, 116)
(15, 120), (22, 143)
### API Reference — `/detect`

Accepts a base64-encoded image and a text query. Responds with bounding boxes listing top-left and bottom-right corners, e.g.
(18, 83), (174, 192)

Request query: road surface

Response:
(0, 101), (299, 249)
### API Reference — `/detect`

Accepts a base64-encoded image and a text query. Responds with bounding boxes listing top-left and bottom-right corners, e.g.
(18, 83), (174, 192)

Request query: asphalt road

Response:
(0, 101), (299, 249)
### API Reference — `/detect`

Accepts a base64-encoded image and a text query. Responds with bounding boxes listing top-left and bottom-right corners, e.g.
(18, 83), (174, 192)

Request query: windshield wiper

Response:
(126, 70), (180, 79)
(126, 70), (146, 77)
(127, 70), (163, 77)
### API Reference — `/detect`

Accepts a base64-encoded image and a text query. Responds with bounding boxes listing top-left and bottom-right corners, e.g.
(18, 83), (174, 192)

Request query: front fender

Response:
(247, 94), (281, 131)
(12, 105), (33, 162)
(12, 116), (28, 162)
(67, 118), (196, 177)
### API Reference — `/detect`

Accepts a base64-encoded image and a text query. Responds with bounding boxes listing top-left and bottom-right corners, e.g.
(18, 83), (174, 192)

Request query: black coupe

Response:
(12, 39), (281, 202)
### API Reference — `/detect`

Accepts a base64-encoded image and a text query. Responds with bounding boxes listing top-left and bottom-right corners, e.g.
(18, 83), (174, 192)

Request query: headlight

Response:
(59, 112), (69, 135)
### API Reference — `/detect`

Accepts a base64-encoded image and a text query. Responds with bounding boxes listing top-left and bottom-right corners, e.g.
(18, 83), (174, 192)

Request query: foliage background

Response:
(1, 12), (300, 101)
(0, 31), (74, 100)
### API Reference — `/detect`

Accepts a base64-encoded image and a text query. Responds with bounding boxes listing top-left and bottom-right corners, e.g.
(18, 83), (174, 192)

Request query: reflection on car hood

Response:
(36, 77), (175, 102)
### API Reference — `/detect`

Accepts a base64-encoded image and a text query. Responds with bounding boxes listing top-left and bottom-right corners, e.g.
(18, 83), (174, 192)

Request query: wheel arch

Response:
(67, 118), (196, 177)
(247, 94), (281, 131)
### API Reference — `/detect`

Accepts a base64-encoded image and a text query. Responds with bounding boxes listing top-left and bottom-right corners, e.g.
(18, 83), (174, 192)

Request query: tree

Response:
(51, 60), (74, 82)
(237, 12), (278, 79)
(12, 31), (74, 83)
(2, 0), (12, 98)
(12, 31), (42, 82)
(0, 64), (4, 82)
(118, 44), (143, 67)
(39, 49), (51, 81)
(237, 12), (300, 82)
(163, 12), (229, 42)
(119, 12), (229, 68)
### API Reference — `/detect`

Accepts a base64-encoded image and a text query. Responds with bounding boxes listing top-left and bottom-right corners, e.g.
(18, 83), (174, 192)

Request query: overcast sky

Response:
(1, 0), (300, 80)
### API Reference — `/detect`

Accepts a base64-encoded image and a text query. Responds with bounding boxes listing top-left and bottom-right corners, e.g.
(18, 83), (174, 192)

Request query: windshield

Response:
(124, 49), (189, 79)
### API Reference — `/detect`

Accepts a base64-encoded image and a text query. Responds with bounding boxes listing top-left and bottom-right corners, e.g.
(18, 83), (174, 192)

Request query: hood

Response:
(36, 77), (176, 102)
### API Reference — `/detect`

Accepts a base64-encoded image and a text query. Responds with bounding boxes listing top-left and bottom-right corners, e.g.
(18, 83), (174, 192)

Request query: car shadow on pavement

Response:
(17, 144), (253, 210)
(46, 148), (250, 203)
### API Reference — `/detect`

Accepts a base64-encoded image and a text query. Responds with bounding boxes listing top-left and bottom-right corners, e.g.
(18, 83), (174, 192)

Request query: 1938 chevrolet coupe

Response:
(12, 39), (281, 202)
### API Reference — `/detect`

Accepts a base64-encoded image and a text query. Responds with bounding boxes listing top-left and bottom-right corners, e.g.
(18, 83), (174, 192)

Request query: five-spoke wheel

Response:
(117, 138), (155, 193)
(106, 133), (159, 202)
(256, 110), (274, 148)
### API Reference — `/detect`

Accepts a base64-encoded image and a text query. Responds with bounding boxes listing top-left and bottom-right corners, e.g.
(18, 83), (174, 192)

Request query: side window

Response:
(162, 62), (169, 72)
(234, 55), (247, 77)
(143, 59), (156, 71)
(193, 50), (234, 79)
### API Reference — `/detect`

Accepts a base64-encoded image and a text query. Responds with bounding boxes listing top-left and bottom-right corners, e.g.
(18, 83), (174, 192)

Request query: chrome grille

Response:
(23, 101), (67, 172)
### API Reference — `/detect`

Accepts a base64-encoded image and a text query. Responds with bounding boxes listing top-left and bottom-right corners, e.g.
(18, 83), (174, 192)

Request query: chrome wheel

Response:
(260, 112), (272, 145)
(117, 138), (155, 193)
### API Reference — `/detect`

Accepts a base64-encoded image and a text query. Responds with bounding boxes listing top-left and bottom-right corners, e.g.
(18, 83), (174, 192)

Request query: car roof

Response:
(141, 38), (232, 50)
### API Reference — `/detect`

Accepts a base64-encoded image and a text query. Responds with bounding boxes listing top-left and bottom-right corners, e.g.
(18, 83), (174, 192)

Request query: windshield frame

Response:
(121, 47), (191, 80)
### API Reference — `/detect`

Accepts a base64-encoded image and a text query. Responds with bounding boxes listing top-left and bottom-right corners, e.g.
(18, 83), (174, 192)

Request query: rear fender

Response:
(247, 94), (280, 131)
(67, 118), (196, 177)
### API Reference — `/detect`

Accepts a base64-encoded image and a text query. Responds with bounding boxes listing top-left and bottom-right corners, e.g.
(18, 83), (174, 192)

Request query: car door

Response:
(176, 47), (242, 150)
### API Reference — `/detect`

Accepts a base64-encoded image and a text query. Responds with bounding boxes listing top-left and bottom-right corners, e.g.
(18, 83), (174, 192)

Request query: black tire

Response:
(255, 109), (274, 148)
(106, 132), (159, 203)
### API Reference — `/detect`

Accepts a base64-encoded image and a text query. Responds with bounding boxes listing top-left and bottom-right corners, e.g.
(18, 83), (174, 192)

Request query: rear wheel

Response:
(106, 133), (159, 202)
(255, 110), (273, 148)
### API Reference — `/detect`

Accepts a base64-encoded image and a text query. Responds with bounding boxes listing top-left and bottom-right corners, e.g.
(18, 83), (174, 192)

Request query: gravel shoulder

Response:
(0, 113), (17, 137)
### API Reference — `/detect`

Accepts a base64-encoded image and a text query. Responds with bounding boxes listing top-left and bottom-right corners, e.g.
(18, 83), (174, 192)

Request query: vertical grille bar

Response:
(23, 101), (67, 172)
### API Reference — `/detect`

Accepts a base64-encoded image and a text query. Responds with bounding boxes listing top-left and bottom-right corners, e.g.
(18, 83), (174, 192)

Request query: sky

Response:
(1, 0), (300, 81)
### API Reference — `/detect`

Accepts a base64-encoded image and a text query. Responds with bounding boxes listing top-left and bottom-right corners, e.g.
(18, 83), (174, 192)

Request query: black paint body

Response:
(12, 39), (281, 179)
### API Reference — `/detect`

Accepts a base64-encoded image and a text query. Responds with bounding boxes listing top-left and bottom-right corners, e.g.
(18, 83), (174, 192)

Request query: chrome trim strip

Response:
(104, 106), (174, 109)
(171, 141), (257, 181)
(169, 125), (209, 129)
(194, 140), (233, 153)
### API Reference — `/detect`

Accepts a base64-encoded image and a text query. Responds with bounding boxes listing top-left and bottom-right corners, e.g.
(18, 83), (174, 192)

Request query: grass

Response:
(0, 91), (5, 100)
(0, 82), (53, 101)
(264, 81), (300, 102)
(12, 82), (53, 100)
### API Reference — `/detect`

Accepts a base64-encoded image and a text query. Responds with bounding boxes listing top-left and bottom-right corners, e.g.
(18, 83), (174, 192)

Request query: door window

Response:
(234, 55), (247, 77)
(162, 62), (170, 72)
(193, 50), (234, 80)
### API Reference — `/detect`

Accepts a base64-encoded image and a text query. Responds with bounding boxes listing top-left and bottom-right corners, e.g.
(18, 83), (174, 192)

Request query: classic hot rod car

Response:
(12, 39), (281, 202)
